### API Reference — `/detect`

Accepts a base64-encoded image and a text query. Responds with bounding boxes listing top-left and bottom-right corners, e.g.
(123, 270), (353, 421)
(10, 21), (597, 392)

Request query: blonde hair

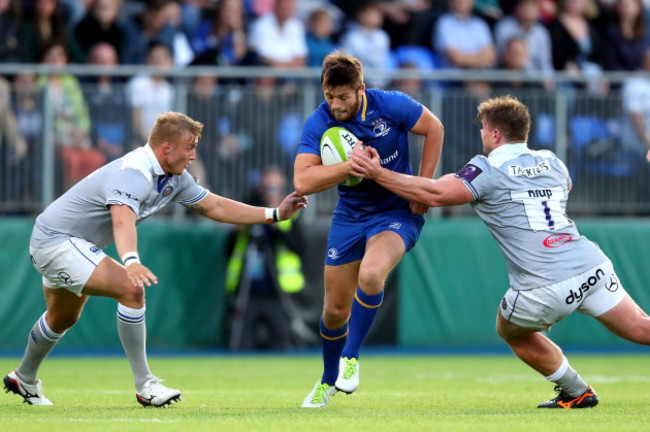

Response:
(148, 111), (203, 147)
(475, 95), (531, 142)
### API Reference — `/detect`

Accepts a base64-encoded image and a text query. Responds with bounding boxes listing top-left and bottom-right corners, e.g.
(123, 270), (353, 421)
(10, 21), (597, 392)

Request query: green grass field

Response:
(1, 354), (649, 431)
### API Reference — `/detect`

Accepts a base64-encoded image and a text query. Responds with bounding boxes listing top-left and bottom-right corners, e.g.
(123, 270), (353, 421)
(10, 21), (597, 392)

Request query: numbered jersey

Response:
(457, 143), (607, 290)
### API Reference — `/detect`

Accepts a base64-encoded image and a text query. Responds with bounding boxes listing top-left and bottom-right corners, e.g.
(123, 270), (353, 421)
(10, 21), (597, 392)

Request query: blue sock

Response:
(341, 287), (384, 360)
(320, 318), (349, 385)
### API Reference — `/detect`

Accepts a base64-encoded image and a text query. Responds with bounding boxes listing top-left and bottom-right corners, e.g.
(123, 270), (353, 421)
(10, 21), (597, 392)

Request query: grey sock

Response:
(16, 313), (63, 384)
(116, 304), (153, 391)
(554, 367), (589, 397)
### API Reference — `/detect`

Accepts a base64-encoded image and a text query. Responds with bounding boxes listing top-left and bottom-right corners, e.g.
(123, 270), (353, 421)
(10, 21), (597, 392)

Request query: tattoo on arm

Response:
(185, 203), (207, 216)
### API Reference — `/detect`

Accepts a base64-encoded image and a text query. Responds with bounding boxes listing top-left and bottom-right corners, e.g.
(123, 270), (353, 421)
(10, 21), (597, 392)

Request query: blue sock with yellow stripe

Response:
(341, 287), (384, 360)
(320, 318), (349, 385)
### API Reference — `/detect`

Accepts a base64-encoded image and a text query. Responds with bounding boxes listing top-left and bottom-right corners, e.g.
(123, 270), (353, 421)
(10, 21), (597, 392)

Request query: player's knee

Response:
(323, 303), (350, 325)
(48, 311), (81, 332)
(120, 285), (145, 308)
(358, 268), (385, 292)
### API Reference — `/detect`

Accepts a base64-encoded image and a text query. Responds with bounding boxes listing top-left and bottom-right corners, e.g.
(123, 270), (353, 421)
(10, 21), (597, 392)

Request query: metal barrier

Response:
(1, 65), (649, 219)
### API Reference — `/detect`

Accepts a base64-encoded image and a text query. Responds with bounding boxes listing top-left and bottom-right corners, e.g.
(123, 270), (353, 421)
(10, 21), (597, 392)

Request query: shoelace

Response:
(311, 384), (330, 403)
(342, 358), (358, 379)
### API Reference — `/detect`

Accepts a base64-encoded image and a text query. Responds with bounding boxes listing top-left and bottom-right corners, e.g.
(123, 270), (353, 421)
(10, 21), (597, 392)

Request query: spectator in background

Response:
(74, 0), (125, 60)
(187, 74), (248, 196)
(0, 76), (28, 207)
(190, 0), (249, 66)
(621, 47), (650, 160)
(0, 0), (21, 63)
(37, 41), (105, 192)
(12, 72), (43, 203)
(341, 2), (391, 87)
(306, 8), (336, 68)
(126, 43), (175, 145)
(225, 166), (310, 351)
(162, 0), (195, 66)
(248, 0), (307, 67)
(84, 43), (131, 162)
(547, 0), (602, 73)
(122, 0), (175, 65)
(433, 0), (497, 69)
(599, 0), (646, 71)
(495, 0), (554, 73)
(18, 0), (85, 63)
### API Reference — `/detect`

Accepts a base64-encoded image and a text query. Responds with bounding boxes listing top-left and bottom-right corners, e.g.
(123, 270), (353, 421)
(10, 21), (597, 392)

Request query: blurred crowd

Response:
(1, 0), (649, 74)
(2, 0), (650, 215)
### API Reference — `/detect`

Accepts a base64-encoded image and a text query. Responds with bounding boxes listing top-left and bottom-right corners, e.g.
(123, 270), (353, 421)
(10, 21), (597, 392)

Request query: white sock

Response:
(116, 304), (153, 390)
(545, 356), (588, 396)
(17, 312), (64, 384)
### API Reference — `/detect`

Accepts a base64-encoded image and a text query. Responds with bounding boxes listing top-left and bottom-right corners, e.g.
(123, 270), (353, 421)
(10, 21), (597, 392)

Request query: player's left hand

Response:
(646, 149), (650, 164)
(350, 143), (381, 179)
(278, 192), (308, 221)
(409, 201), (429, 215)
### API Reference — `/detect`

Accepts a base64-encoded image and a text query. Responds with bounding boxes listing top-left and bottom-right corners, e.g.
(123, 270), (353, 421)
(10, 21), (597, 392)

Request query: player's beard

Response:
(332, 95), (362, 122)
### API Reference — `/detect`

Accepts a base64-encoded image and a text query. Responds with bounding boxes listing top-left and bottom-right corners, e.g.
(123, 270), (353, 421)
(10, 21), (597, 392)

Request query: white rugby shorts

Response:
(499, 260), (626, 331)
(30, 237), (107, 296)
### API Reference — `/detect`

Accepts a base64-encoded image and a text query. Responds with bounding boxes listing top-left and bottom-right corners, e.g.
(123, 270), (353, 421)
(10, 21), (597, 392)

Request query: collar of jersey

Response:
(144, 143), (166, 176)
(356, 92), (368, 122)
(488, 142), (528, 166)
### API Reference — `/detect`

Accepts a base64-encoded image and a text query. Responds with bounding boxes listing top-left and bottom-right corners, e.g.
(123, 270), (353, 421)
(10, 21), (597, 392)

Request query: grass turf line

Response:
(1, 355), (649, 432)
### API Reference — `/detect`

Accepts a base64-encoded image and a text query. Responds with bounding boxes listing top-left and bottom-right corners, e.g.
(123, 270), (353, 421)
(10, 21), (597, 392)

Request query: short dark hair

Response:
(475, 95), (531, 142)
(321, 50), (363, 90)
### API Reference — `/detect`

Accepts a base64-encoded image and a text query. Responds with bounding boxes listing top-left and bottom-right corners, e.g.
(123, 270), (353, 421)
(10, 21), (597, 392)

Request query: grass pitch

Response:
(1, 354), (649, 432)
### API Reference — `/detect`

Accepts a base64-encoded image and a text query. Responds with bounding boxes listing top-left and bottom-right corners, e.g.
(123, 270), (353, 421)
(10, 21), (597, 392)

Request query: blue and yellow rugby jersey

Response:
(298, 88), (423, 213)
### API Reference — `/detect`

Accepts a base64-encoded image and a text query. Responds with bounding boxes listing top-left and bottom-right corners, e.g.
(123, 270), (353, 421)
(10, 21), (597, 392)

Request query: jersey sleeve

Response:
(298, 110), (328, 156)
(455, 155), (491, 201)
(104, 168), (151, 214)
(174, 171), (208, 205)
(380, 91), (423, 131)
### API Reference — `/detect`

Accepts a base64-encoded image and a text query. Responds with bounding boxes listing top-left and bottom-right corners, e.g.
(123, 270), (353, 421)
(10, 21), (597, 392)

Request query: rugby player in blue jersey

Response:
(295, 52), (445, 408)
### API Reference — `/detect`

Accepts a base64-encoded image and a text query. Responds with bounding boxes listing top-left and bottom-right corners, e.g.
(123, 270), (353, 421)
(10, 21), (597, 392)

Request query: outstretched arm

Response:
(409, 106), (445, 214)
(187, 191), (308, 224)
(350, 145), (474, 207)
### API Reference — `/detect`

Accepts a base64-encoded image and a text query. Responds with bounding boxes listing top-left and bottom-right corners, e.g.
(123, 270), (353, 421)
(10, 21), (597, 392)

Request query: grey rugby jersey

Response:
(32, 144), (207, 249)
(456, 143), (607, 290)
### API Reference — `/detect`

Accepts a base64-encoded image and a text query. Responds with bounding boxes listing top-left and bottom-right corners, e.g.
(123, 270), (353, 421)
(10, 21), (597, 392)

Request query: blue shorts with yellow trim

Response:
(325, 207), (424, 266)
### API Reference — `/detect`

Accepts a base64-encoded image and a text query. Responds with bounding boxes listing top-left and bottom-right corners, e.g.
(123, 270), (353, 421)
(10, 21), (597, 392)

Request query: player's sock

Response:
(16, 312), (63, 384)
(117, 303), (153, 390)
(320, 318), (349, 385)
(341, 287), (383, 360)
(544, 356), (588, 397)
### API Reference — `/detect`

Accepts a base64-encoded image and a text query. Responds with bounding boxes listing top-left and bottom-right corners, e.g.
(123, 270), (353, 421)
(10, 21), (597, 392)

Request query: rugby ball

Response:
(320, 127), (362, 187)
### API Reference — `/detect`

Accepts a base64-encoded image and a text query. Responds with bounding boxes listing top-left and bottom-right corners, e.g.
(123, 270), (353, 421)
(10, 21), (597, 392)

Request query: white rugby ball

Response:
(319, 127), (362, 187)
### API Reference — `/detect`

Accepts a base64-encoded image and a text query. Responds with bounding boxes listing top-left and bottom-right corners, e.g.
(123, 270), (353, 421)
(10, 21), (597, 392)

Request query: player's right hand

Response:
(126, 263), (158, 288)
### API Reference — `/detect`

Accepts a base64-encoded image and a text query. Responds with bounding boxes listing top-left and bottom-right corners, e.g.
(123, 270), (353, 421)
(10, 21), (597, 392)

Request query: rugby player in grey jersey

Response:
(3, 111), (308, 407)
(350, 95), (650, 409)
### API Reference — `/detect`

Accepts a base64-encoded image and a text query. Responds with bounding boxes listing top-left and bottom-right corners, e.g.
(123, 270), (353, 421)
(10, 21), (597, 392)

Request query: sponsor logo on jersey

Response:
(565, 268), (604, 304)
(162, 184), (174, 197)
(527, 189), (554, 199)
(543, 233), (572, 248)
(508, 161), (551, 178)
(327, 248), (339, 260)
(381, 150), (399, 165)
(457, 164), (483, 182)
(605, 274), (619, 292)
(389, 222), (402, 230)
(113, 189), (140, 201)
(372, 119), (391, 137)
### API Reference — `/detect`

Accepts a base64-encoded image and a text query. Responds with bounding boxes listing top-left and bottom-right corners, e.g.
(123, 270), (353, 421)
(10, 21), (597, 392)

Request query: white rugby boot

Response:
(3, 370), (53, 405)
(136, 376), (181, 407)
(301, 381), (337, 408)
(335, 357), (360, 394)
